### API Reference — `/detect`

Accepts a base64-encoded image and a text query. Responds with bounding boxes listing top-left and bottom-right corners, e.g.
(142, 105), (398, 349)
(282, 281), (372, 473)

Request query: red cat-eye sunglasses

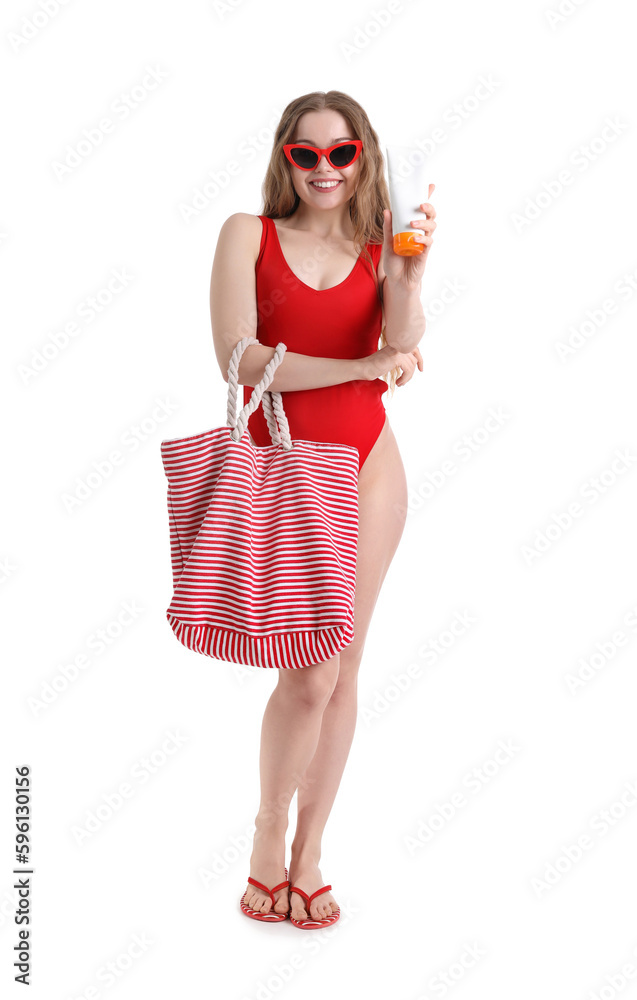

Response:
(283, 140), (363, 172)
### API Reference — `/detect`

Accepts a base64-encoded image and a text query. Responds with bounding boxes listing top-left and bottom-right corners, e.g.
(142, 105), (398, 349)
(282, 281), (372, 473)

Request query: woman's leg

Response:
(288, 419), (409, 922)
(242, 653), (340, 916)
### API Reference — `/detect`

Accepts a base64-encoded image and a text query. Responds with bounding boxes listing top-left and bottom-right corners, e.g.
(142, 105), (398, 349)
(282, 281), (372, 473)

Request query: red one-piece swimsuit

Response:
(242, 214), (389, 473)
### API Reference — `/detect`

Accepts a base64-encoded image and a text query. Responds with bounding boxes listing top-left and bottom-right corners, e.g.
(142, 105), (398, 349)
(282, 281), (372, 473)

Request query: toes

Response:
(247, 891), (271, 914)
(310, 899), (338, 920)
(290, 897), (307, 921)
(310, 896), (335, 920)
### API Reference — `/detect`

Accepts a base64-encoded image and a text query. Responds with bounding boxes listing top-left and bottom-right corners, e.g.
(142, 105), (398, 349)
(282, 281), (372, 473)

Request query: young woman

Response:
(210, 90), (436, 929)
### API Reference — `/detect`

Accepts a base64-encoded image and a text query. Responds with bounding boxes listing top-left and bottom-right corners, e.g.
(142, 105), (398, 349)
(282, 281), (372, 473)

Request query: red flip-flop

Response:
(240, 867), (290, 922)
(288, 882), (340, 929)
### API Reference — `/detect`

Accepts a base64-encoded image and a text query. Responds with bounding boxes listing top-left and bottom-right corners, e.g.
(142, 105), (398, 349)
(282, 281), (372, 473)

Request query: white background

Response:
(2, 0), (637, 997)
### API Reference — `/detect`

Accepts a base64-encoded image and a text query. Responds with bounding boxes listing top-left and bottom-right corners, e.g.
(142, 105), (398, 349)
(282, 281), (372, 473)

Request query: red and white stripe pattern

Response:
(160, 426), (359, 669)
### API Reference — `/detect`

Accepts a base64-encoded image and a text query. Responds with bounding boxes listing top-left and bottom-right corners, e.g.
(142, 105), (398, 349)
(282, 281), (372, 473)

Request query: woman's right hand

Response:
(361, 344), (423, 386)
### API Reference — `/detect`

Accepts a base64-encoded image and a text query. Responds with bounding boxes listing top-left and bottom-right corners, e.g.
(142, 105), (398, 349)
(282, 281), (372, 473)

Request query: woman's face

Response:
(287, 109), (361, 209)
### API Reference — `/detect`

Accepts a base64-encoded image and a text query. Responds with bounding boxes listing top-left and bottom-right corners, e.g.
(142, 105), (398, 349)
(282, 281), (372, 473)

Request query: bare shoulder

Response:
(217, 212), (263, 266)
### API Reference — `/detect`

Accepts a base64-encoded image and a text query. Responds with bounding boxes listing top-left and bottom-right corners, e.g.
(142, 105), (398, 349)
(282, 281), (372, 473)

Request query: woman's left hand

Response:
(381, 183), (436, 287)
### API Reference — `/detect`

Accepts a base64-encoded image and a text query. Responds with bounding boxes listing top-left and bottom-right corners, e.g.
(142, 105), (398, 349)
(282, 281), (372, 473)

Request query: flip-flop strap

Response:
(290, 883), (332, 904)
(270, 879), (290, 894)
(247, 876), (290, 903)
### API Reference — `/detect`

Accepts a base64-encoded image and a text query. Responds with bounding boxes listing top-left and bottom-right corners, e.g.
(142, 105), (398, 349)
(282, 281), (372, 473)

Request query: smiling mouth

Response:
(309, 179), (343, 189)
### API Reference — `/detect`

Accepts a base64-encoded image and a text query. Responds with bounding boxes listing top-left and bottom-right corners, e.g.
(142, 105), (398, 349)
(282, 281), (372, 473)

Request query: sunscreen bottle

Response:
(386, 145), (429, 256)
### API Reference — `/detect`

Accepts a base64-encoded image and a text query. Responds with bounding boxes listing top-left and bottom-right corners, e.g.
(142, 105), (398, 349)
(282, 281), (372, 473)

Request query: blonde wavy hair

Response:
(260, 90), (399, 396)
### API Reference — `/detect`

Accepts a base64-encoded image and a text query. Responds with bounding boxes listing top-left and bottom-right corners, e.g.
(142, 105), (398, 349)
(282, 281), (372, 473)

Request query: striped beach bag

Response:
(160, 336), (360, 669)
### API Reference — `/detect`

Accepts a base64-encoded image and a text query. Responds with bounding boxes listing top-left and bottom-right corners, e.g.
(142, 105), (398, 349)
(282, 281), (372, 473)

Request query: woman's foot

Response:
(243, 830), (289, 918)
(288, 860), (339, 922)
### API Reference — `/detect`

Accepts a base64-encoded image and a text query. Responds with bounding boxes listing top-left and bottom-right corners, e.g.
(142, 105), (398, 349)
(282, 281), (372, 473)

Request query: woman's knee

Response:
(277, 654), (339, 709)
(332, 648), (363, 693)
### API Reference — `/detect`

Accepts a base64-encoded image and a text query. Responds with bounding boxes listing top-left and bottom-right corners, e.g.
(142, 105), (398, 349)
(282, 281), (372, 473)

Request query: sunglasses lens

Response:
(290, 147), (319, 169)
(329, 143), (357, 167)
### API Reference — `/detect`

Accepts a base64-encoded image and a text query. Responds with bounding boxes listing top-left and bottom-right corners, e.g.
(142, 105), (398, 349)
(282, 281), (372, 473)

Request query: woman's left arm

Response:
(381, 186), (436, 355)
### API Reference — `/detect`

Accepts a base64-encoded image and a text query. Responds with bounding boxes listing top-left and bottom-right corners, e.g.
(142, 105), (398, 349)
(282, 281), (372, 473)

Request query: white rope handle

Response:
(226, 336), (293, 450)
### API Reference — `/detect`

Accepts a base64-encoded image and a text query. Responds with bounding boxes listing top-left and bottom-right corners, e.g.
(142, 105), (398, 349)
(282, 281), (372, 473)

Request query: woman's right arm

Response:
(210, 213), (376, 391)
